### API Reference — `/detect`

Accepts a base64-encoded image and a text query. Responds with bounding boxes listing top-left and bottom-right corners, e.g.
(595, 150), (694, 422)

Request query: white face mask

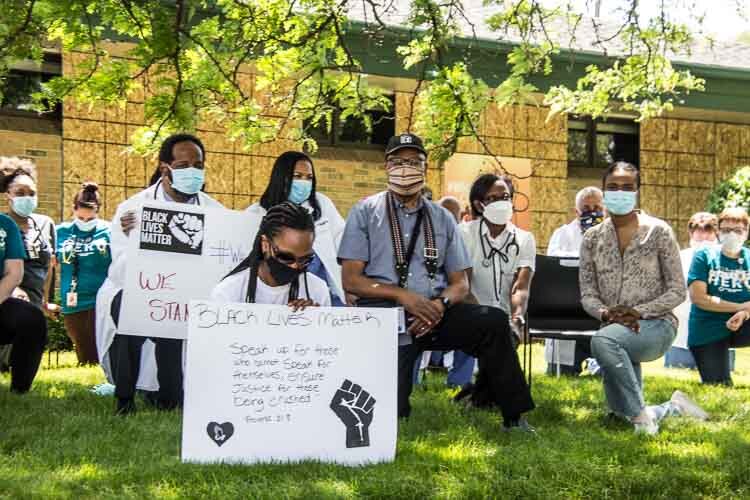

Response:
(482, 200), (513, 225)
(720, 231), (746, 254)
(74, 218), (98, 232)
(689, 239), (716, 249)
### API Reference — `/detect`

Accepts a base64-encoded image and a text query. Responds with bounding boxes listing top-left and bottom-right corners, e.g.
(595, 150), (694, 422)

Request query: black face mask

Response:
(266, 255), (301, 286)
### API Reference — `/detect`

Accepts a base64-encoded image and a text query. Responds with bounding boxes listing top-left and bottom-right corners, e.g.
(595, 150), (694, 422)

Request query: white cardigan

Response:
(95, 183), (223, 391)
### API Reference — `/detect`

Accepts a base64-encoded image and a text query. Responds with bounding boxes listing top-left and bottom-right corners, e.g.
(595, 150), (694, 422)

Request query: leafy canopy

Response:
(0, 0), (724, 165)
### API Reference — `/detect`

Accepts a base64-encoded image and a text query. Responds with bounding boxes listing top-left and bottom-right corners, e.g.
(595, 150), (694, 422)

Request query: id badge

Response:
(66, 292), (78, 308)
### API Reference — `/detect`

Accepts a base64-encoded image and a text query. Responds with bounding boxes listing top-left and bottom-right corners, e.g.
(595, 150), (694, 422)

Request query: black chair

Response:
(521, 254), (601, 387)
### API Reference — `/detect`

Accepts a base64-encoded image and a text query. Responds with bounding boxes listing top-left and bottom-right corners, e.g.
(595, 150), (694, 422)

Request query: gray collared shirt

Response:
(338, 191), (471, 298)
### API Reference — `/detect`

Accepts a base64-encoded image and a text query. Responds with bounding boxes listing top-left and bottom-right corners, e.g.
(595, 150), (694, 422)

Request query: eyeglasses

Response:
(386, 158), (425, 169)
(719, 227), (747, 235)
(482, 193), (512, 204)
(270, 243), (315, 268)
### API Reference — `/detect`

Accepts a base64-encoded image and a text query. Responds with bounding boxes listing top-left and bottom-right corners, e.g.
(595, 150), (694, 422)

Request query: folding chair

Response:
(521, 254), (601, 388)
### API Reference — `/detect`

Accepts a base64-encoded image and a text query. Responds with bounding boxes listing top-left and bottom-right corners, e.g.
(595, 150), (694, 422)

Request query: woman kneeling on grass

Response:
(579, 162), (708, 435)
(211, 202), (330, 309)
(688, 207), (750, 385)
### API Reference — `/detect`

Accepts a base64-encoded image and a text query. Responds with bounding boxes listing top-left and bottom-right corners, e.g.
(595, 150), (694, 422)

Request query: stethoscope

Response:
(478, 218), (519, 268)
(478, 218), (520, 301)
(153, 180), (201, 205)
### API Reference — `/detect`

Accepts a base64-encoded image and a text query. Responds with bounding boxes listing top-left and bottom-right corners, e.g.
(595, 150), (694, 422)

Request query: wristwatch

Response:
(439, 296), (452, 310)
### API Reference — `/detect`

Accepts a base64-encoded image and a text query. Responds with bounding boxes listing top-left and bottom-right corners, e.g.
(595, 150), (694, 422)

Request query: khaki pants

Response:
(64, 309), (98, 365)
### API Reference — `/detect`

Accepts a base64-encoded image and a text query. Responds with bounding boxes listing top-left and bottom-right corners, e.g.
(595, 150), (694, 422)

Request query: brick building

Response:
(2, 15), (750, 249)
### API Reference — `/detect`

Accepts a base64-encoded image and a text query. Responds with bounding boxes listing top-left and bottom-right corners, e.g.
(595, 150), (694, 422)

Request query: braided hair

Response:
(225, 201), (315, 303)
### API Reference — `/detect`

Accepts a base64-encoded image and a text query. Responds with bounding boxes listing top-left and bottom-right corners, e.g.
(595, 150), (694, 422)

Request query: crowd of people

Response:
(0, 131), (747, 436)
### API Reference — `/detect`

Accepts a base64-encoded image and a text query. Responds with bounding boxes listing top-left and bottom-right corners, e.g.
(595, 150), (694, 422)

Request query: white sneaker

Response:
(632, 408), (659, 435)
(671, 390), (710, 421)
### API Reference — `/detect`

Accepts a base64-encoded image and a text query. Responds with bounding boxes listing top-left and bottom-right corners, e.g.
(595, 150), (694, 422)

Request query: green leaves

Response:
(0, 0), (715, 163)
(707, 166), (750, 214)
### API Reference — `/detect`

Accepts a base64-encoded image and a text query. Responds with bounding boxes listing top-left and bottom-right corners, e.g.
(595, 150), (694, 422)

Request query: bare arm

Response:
(0, 260), (23, 305)
(689, 280), (750, 313)
(510, 267), (533, 320)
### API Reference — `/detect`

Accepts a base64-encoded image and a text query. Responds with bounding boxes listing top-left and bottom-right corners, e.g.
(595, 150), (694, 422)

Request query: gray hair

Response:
(575, 186), (603, 211)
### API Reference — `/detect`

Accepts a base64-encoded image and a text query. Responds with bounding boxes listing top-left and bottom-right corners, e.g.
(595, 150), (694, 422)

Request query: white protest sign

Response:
(181, 301), (398, 466)
(118, 201), (258, 339)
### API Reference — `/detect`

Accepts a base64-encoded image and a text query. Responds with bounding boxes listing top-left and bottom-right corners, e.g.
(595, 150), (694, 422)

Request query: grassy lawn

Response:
(1, 346), (749, 499)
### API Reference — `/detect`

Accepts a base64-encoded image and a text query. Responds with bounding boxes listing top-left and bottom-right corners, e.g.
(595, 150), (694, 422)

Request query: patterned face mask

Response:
(579, 210), (604, 233)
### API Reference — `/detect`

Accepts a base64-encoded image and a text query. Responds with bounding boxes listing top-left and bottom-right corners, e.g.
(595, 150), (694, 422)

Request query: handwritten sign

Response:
(181, 301), (398, 466)
(118, 202), (259, 339)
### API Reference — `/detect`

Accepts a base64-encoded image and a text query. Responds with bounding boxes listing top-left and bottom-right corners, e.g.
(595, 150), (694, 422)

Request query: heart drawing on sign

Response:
(206, 421), (234, 447)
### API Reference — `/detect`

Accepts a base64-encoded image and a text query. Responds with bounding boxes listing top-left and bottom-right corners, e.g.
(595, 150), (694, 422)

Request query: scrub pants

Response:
(109, 290), (183, 408)
(63, 309), (98, 365)
(690, 323), (750, 385)
(0, 297), (48, 392)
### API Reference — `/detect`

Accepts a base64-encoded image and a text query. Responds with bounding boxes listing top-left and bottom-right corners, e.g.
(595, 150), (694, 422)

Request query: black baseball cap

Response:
(385, 133), (427, 157)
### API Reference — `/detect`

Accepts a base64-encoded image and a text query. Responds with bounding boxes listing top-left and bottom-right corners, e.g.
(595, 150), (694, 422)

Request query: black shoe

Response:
(116, 398), (136, 416)
(502, 416), (536, 434)
(452, 383), (475, 404)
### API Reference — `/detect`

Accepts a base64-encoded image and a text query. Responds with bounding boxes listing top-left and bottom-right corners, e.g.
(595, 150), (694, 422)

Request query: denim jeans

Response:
(591, 319), (676, 418)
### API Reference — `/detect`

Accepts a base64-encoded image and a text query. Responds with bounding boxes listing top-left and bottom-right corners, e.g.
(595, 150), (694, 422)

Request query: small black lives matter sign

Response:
(140, 207), (205, 255)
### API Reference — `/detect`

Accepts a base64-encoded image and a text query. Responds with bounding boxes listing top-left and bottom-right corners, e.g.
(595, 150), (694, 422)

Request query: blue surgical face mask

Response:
(169, 166), (205, 195)
(288, 179), (313, 205)
(603, 190), (637, 216)
(11, 195), (37, 218)
(74, 218), (98, 232)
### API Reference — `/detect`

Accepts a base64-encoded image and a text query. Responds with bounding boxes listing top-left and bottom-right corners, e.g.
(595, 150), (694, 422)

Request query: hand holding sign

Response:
(169, 213), (204, 249)
(330, 379), (375, 448)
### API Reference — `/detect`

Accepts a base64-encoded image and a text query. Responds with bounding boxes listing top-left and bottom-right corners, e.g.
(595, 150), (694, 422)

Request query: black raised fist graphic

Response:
(329, 379), (375, 448)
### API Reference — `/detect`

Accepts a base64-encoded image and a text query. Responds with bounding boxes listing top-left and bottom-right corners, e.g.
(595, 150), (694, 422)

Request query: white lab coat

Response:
(244, 192), (345, 301)
(673, 247), (697, 350)
(95, 183), (223, 391)
(546, 219), (583, 257)
(544, 219), (585, 365)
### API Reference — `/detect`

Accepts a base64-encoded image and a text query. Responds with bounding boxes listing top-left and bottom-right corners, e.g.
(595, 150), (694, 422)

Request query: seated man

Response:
(545, 186), (604, 376)
(339, 133), (534, 431)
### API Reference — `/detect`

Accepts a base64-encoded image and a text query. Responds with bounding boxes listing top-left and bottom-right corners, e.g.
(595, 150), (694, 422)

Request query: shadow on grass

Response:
(1, 364), (750, 498)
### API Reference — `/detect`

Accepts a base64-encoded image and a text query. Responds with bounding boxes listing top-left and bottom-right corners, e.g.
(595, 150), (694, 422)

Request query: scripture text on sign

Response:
(181, 301), (398, 466)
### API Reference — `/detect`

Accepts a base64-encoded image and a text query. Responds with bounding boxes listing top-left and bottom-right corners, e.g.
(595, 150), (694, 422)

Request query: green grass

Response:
(1, 346), (749, 499)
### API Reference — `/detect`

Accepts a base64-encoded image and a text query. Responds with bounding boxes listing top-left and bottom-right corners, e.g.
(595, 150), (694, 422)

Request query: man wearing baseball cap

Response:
(338, 133), (535, 431)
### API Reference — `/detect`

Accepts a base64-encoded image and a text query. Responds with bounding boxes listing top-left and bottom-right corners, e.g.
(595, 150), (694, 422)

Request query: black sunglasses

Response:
(270, 242), (315, 268)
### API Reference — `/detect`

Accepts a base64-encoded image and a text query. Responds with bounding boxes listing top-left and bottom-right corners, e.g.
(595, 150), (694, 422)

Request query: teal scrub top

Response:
(688, 245), (750, 347)
(56, 220), (112, 314)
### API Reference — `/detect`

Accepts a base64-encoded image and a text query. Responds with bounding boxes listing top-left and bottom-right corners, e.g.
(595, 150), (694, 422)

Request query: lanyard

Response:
(22, 216), (45, 260)
(386, 192), (438, 288)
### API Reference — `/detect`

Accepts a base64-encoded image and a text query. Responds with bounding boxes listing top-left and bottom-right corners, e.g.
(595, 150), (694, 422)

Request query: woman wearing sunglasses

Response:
(212, 202), (330, 308)
(688, 206), (750, 385)
(244, 151), (345, 305)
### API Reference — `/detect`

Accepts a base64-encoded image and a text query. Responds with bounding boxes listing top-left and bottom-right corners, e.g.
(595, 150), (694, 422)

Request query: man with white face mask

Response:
(665, 212), (718, 369)
(339, 134), (535, 431)
(688, 207), (750, 385)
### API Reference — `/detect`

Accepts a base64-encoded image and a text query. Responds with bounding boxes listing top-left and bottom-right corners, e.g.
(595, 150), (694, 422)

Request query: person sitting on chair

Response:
(580, 161), (708, 435)
(338, 133), (535, 431)
(545, 186), (605, 376)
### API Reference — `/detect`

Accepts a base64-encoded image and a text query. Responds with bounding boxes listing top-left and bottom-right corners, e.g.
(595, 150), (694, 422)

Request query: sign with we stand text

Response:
(118, 201), (259, 339)
(181, 301), (398, 466)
